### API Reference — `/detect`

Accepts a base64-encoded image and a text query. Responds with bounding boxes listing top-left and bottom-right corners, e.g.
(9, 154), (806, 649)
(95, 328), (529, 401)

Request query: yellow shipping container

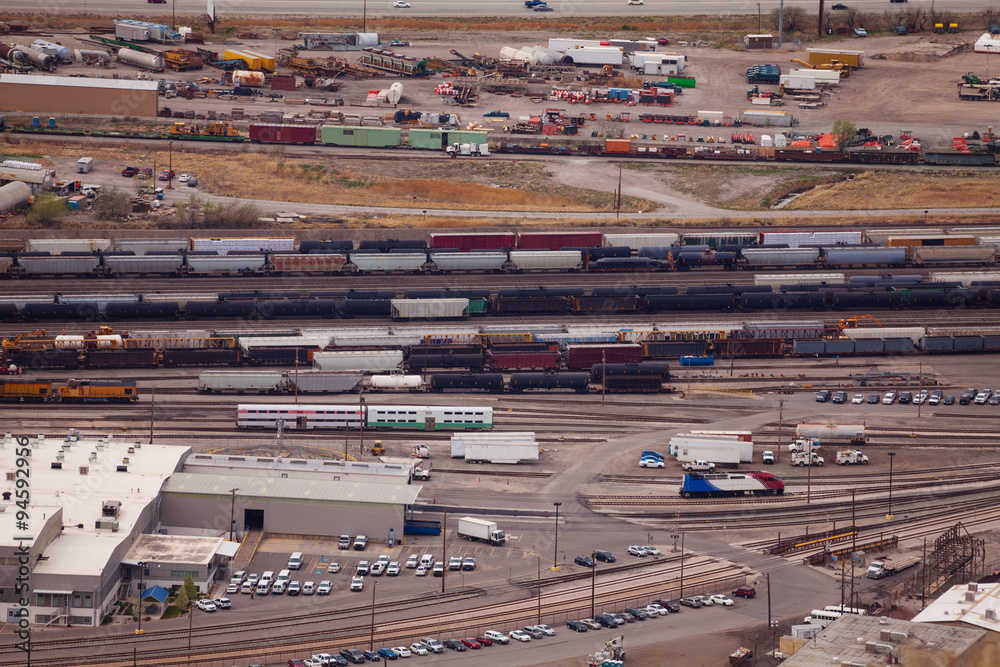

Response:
(223, 49), (275, 71)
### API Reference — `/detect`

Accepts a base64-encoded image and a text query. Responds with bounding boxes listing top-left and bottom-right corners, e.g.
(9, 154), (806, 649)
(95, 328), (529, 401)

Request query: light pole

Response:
(228, 488), (239, 543)
(887, 452), (896, 518)
(552, 502), (561, 571)
(135, 561), (147, 634)
(590, 553), (596, 618)
(369, 580), (376, 651)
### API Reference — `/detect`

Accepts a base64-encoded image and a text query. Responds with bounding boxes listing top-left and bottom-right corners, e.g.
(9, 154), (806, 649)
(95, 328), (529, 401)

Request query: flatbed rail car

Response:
(236, 404), (493, 430)
(4, 123), (997, 166)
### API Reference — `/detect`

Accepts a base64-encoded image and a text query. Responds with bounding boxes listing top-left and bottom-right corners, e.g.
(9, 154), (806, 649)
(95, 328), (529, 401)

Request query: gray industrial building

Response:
(182, 453), (415, 485)
(160, 473), (421, 545)
(122, 534), (239, 595)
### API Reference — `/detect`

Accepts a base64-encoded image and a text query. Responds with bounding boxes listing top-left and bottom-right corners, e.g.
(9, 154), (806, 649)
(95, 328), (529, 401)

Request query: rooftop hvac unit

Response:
(986, 608), (996, 621)
(116, 465), (128, 472)
(79, 466), (89, 475)
(5, 472), (14, 481)
(966, 591), (977, 602)
(89, 452), (97, 461)
(50, 462), (62, 469)
(968, 583), (979, 591)
(889, 631), (908, 641)
(127, 447), (135, 454)
(55, 452), (64, 460)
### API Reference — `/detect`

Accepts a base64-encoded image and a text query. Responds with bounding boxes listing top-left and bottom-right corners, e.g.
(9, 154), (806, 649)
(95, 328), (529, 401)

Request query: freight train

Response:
(680, 471), (785, 497)
(0, 378), (138, 402)
(7, 122), (1000, 166)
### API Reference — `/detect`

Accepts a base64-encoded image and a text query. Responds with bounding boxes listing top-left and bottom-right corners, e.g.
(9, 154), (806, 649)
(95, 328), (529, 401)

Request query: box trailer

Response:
(563, 46), (624, 66)
(788, 68), (841, 85)
(671, 435), (753, 463)
(457, 517), (506, 545)
(671, 442), (741, 467)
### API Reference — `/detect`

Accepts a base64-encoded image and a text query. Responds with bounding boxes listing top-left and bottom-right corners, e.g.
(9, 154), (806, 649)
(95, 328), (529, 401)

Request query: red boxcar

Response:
(489, 351), (561, 371)
(430, 233), (516, 252)
(269, 253), (347, 274)
(516, 231), (604, 251)
(565, 343), (643, 370)
(248, 123), (317, 145)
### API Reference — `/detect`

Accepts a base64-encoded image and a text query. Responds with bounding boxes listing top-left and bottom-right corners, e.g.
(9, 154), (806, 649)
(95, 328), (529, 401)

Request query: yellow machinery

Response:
(370, 441), (385, 456)
(169, 121), (241, 138)
(838, 314), (884, 330)
(2, 330), (54, 351)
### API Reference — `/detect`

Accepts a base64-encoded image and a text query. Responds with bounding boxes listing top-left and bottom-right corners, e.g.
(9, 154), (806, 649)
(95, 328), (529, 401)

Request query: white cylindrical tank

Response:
(500, 47), (537, 65)
(523, 45), (555, 64)
(0, 181), (32, 215)
(368, 374), (423, 390)
(94, 335), (124, 349)
(386, 82), (403, 105)
(55, 335), (86, 350)
(76, 49), (110, 64)
(32, 39), (72, 62)
(233, 70), (265, 87)
(117, 48), (164, 71)
(358, 33), (379, 46)
(22, 46), (56, 70)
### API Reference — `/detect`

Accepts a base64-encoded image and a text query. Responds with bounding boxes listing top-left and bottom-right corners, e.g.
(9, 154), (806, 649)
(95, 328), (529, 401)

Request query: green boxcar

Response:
(446, 130), (489, 145)
(320, 126), (402, 147)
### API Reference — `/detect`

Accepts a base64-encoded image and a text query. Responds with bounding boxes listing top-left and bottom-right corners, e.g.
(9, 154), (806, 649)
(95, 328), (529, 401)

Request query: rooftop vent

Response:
(50, 461), (62, 469)
(986, 608), (996, 621)
(79, 466), (89, 475)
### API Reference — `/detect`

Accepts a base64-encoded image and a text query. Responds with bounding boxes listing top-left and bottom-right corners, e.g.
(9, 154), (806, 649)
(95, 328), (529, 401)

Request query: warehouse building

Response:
(122, 534), (239, 595)
(0, 433), (189, 627)
(0, 74), (159, 117)
(182, 453), (415, 485)
(913, 581), (1000, 659)
(160, 472), (421, 545)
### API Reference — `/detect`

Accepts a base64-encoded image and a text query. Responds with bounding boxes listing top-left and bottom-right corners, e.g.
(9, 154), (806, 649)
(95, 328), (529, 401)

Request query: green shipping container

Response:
(446, 130), (489, 145)
(320, 126), (402, 148)
(667, 76), (696, 88)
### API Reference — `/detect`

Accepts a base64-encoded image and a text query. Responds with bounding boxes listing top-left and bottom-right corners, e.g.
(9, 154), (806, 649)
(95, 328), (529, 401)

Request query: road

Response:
(16, 0), (993, 18)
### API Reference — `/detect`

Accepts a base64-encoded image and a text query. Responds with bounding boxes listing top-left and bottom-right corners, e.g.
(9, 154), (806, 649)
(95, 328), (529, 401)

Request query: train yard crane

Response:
(838, 314), (884, 330)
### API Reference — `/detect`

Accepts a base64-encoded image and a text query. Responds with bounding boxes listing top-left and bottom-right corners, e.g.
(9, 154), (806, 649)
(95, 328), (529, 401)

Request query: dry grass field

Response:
(786, 170), (1000, 210)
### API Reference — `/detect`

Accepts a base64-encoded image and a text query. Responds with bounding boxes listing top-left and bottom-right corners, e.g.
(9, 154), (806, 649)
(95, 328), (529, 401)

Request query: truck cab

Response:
(681, 460), (716, 472)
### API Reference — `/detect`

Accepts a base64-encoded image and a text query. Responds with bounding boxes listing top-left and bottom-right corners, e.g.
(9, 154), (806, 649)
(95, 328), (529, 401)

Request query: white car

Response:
(692, 595), (713, 606)
(628, 0), (644, 4)
(409, 643), (428, 656)
(415, 565), (428, 576)
(643, 546), (662, 556)
(246, 573), (259, 585)
(327, 562), (341, 573)
(627, 545), (648, 557)
(177, 174), (190, 183)
(642, 605), (661, 617)
(196, 599), (217, 612)
(406, 555), (419, 569)
(350, 577), (364, 592)
(509, 630), (532, 642)
(230, 570), (246, 584)
(852, 394), (864, 404)
(532, 624), (556, 636)
(302, 581), (315, 595)
(226, 582), (239, 594)
(639, 457), (664, 468)
(387, 562), (401, 576)
(317, 580), (333, 595)
(391, 646), (412, 657)
(393, 1), (410, 6)
(484, 630), (509, 644)
(710, 594), (735, 606)
(213, 597), (231, 609)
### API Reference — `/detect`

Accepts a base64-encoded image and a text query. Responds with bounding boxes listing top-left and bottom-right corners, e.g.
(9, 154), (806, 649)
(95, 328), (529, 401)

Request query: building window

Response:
(36, 593), (51, 607)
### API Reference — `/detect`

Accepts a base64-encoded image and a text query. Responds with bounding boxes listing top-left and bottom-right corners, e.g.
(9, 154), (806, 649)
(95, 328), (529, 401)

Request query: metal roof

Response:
(162, 472), (421, 506)
(0, 74), (159, 91)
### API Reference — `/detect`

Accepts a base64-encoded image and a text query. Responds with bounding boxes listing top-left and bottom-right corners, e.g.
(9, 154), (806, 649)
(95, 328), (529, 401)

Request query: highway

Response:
(15, 0), (992, 18)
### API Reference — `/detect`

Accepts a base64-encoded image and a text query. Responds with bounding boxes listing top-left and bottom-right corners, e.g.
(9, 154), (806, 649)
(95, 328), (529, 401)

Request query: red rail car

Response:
(565, 343), (643, 370)
(269, 253), (348, 274)
(430, 233), (516, 252)
(489, 351), (561, 371)
(248, 124), (317, 145)
(516, 231), (603, 251)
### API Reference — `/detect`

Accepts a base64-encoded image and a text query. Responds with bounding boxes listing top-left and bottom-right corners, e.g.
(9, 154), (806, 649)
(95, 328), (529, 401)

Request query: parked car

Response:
(317, 580), (332, 595)
(406, 555), (419, 569)
(594, 550), (616, 563)
(883, 391), (897, 405)
(121, 166), (139, 177)
(509, 630), (533, 641)
(389, 646), (410, 658)
(362, 650), (380, 662)
(567, 620), (588, 632)
(484, 630), (509, 644)
(475, 635), (493, 646)
(338, 535), (351, 549)
(520, 626), (544, 639)
(287, 581), (301, 596)
(627, 546), (648, 557)
(226, 582), (239, 593)
(624, 607), (648, 620)
(340, 648), (365, 664)
(448, 557), (462, 570)
(178, 173), (190, 183)
(442, 640), (466, 652)
(420, 638), (444, 653)
(387, 562), (401, 576)
(432, 563), (444, 577)
(415, 565), (428, 576)
(187, 177), (199, 187)
(643, 546), (662, 556)
(460, 637), (482, 649)
(349, 577), (364, 592)
(595, 614), (620, 628)
(868, 394), (880, 404)
(944, 396), (955, 405)
(377, 647), (398, 660)
(929, 391), (943, 405)
(898, 391), (913, 404)
(854, 27), (867, 36)
(642, 604), (664, 617)
(353, 535), (368, 550)
(532, 624), (556, 636)
(692, 595), (713, 606)
(732, 586), (757, 599)
(639, 457), (664, 468)
(409, 643), (428, 656)
(710, 594), (735, 606)
(852, 394), (864, 404)
(158, 169), (175, 181)
(816, 390), (832, 402)
(327, 562), (341, 574)
(302, 581), (315, 595)
(579, 618), (602, 629)
(575, 555), (594, 567)
(196, 599), (217, 612)
(653, 599), (681, 613)
(356, 561), (370, 576)
(680, 597), (702, 608)
(462, 557), (476, 571)
(832, 391), (847, 404)
(370, 562), (386, 577)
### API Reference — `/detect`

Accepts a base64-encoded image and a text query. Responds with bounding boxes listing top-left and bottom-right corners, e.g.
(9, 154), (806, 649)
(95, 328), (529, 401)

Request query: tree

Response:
(831, 119), (857, 151)
(26, 193), (65, 227)
(770, 6), (808, 33)
(174, 587), (189, 614)
(183, 575), (198, 603)
(92, 186), (132, 221)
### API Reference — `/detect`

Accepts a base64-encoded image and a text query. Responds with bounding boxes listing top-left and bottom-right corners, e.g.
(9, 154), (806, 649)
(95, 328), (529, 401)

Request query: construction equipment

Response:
(964, 72), (982, 85)
(838, 314), (884, 330)
(2, 330), (54, 351)
(168, 121), (242, 138)
(370, 441), (385, 456)
(588, 636), (625, 666)
(791, 57), (853, 77)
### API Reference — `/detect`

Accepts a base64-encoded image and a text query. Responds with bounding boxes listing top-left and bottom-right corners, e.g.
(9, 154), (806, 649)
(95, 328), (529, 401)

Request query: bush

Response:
(26, 193), (65, 227)
(93, 187), (132, 221)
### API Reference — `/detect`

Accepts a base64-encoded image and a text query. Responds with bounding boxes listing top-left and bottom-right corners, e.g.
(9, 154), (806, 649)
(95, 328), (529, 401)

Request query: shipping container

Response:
(198, 370), (284, 393)
(313, 350), (403, 372)
(190, 237), (294, 255)
(248, 124), (317, 145)
(320, 125), (402, 148)
(186, 255), (267, 274)
(825, 248), (906, 266)
(115, 22), (150, 41)
(507, 250), (582, 271)
(807, 49), (865, 68)
(428, 252), (506, 272)
(516, 231), (603, 251)
(269, 253), (348, 274)
(223, 48), (275, 71)
(103, 255), (184, 275)
(350, 253), (426, 273)
(742, 247), (821, 267)
(287, 371), (364, 393)
(565, 343), (643, 370)
(430, 233), (516, 252)
(886, 235), (976, 247)
(604, 138), (632, 154)
(391, 298), (469, 320)
(758, 230), (864, 248)
(792, 339), (825, 355)
(739, 109), (793, 127)
(912, 246), (996, 265)
(603, 233), (679, 249)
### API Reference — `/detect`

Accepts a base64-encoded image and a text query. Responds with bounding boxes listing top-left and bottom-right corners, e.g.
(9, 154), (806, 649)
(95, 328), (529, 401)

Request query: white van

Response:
(261, 570), (274, 583)
(256, 579), (271, 595)
(288, 552), (303, 570)
(277, 569), (291, 583)
(419, 554), (435, 568)
(240, 580), (254, 594)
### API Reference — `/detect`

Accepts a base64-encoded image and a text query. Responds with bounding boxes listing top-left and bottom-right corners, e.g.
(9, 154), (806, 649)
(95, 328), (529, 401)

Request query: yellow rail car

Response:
(0, 379), (54, 402)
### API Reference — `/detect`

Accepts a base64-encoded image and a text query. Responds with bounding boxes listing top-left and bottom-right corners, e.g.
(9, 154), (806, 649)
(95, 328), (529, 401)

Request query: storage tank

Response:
(75, 49), (110, 65)
(0, 44), (30, 66)
(368, 374), (423, 390)
(32, 40), (72, 62)
(21, 46), (56, 70)
(117, 49), (164, 71)
(233, 70), (265, 87)
(499, 46), (537, 65)
(386, 82), (403, 105)
(0, 181), (31, 215)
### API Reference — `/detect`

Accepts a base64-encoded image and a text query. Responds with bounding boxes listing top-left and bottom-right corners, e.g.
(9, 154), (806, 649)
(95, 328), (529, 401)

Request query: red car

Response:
(475, 635), (493, 647)
(158, 170), (175, 181)
(121, 166), (139, 177)
(732, 586), (757, 599)
(460, 638), (481, 649)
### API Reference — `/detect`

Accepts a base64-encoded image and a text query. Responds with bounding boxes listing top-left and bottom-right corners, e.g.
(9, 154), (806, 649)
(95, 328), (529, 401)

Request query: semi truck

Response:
(796, 423), (866, 445)
(835, 450), (869, 465)
(867, 555), (921, 579)
(458, 517), (506, 545)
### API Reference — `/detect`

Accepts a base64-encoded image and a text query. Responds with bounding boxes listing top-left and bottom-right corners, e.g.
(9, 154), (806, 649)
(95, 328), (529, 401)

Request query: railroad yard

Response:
(4, 3), (1000, 667)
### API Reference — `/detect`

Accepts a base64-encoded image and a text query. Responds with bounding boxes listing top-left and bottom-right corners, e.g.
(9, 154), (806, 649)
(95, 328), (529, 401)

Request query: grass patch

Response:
(160, 605), (182, 620)
(786, 170), (1000, 210)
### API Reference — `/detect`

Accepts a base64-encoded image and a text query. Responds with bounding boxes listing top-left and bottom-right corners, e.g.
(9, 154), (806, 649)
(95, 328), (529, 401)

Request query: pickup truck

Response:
(681, 460), (716, 472)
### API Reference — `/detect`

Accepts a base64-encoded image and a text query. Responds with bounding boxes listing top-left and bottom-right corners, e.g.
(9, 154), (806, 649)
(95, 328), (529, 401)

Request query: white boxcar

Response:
(198, 370), (284, 393)
(115, 238), (189, 254)
(508, 250), (581, 271)
(350, 253), (427, 273)
(428, 252), (506, 272)
(758, 230), (864, 248)
(669, 435), (752, 463)
(929, 271), (1000, 287)
(742, 248), (821, 267)
(189, 237), (295, 255)
(313, 350), (403, 372)
(754, 273), (845, 287)
(844, 327), (925, 345)
(331, 334), (419, 347)
(286, 371), (364, 393)
(27, 238), (112, 253)
(185, 255), (267, 274)
(391, 299), (469, 320)
(238, 335), (332, 351)
(104, 255), (185, 275)
(461, 442), (539, 464)
(603, 233), (679, 249)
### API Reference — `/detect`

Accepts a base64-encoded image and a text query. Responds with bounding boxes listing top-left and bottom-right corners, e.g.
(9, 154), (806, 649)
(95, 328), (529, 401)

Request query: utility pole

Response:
(922, 537), (927, 609)
(615, 164), (623, 218)
(817, 0), (824, 37)
(679, 533), (685, 597)
(777, 399), (784, 454)
(228, 488), (239, 543)
(591, 553), (596, 618)
(807, 438), (813, 505)
(369, 580), (376, 651)
(851, 489), (856, 552)
(758, 2), (762, 33)
(778, 0), (784, 48)
(602, 350), (606, 406)
(148, 387), (155, 445)
(537, 556), (542, 625)
(917, 360), (922, 418)
(441, 510), (447, 594)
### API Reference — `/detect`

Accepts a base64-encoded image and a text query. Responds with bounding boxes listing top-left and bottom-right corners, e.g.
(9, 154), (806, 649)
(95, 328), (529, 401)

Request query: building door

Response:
(244, 508), (264, 531)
